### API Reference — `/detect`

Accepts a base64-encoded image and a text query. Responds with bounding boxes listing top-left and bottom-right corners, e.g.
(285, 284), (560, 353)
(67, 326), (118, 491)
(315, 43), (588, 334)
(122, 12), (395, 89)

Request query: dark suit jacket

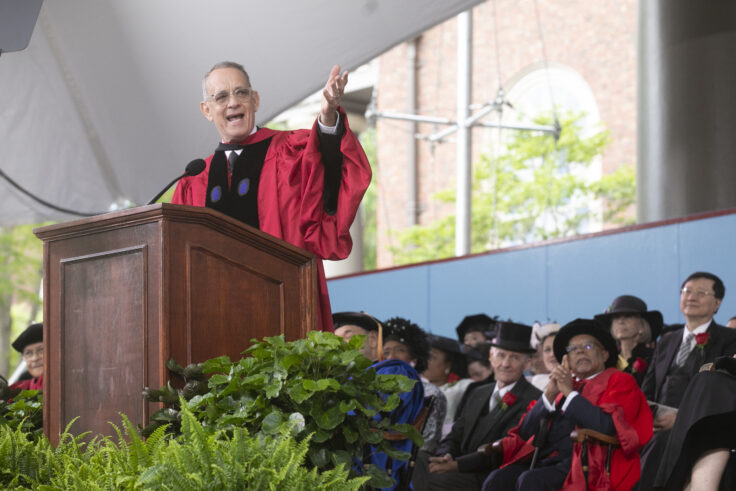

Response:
(436, 376), (541, 473)
(641, 320), (736, 405)
(518, 388), (616, 464)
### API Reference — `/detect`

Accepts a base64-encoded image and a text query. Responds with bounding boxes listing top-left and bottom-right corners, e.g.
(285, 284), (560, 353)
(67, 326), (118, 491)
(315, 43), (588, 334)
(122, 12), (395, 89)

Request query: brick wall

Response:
(375, 0), (636, 267)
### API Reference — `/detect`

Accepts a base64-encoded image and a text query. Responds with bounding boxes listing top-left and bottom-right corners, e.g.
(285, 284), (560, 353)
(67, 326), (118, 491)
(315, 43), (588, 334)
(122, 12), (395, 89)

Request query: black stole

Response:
(205, 137), (272, 228)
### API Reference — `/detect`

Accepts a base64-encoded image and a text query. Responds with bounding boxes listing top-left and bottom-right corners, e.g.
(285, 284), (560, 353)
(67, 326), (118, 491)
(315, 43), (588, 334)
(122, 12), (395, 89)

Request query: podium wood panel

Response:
(35, 204), (318, 443)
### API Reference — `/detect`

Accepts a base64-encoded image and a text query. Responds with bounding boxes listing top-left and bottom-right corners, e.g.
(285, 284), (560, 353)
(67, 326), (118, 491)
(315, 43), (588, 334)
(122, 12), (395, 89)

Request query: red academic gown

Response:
(172, 108), (371, 331)
(501, 368), (653, 491)
(10, 374), (43, 391)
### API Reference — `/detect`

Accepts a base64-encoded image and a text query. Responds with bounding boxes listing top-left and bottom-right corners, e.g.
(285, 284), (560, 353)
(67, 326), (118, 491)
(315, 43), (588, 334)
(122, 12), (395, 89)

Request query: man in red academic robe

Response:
(482, 319), (652, 491)
(172, 62), (372, 331)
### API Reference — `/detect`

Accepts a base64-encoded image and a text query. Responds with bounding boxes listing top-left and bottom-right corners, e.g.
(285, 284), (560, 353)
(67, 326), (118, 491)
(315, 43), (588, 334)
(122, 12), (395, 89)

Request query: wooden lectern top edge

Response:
(33, 203), (316, 264)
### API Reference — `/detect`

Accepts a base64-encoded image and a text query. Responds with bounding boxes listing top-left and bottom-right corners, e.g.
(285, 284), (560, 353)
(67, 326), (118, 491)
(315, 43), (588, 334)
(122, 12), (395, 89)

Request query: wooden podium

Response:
(34, 204), (319, 443)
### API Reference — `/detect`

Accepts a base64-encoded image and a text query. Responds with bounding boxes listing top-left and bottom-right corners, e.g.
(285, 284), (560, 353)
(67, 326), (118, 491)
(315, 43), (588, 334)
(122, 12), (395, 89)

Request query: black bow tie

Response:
(216, 142), (246, 152)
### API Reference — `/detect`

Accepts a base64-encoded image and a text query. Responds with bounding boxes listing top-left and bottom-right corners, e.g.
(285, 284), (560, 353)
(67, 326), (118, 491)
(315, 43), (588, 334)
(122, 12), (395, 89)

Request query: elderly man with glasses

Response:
(173, 62), (371, 331)
(9, 323), (44, 391)
(482, 319), (652, 491)
(637, 271), (736, 489)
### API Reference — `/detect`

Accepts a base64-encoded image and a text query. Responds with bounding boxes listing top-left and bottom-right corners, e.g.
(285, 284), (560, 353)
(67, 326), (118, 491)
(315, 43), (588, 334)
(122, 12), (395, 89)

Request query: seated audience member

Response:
(638, 272), (736, 490)
(452, 343), (494, 429)
(727, 316), (736, 329)
(383, 317), (447, 455)
(424, 335), (473, 432)
(456, 314), (497, 348)
(10, 323), (43, 391)
(483, 319), (652, 491)
(466, 343), (493, 383)
(530, 323), (560, 390)
(333, 311), (382, 362)
(366, 356), (425, 490)
(655, 354), (736, 491)
(594, 295), (662, 386)
(412, 322), (541, 491)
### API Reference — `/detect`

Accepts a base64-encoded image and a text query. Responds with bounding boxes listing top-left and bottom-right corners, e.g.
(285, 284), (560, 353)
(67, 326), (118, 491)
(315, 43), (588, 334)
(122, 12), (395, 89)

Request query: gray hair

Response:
(637, 318), (652, 345)
(202, 61), (252, 100)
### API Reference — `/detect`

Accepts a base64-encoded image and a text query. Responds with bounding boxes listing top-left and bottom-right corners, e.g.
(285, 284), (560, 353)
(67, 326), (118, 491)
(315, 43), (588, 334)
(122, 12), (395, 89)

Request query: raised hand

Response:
(550, 354), (574, 396)
(320, 65), (349, 127)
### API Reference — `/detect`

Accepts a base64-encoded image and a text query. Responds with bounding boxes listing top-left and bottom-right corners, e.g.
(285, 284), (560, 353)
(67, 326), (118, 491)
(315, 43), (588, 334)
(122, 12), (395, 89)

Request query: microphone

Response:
(147, 159), (206, 205)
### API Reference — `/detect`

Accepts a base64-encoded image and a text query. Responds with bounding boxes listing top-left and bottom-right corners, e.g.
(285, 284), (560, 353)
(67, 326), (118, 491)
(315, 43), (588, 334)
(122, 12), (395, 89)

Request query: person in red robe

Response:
(9, 323), (44, 391)
(482, 318), (652, 491)
(172, 62), (372, 331)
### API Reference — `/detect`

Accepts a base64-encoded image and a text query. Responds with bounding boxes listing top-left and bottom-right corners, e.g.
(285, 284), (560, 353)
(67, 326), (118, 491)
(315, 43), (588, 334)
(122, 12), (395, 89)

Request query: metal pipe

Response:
(455, 10), (472, 256)
(407, 38), (419, 226)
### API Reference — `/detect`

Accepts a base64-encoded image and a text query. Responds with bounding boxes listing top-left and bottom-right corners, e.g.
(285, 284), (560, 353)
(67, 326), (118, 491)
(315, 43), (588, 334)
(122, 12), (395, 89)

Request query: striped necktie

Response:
(675, 332), (694, 366)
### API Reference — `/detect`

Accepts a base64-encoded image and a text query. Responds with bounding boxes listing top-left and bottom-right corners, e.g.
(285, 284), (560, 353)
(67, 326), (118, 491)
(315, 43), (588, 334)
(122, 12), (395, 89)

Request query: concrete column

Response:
(638, 0), (736, 222)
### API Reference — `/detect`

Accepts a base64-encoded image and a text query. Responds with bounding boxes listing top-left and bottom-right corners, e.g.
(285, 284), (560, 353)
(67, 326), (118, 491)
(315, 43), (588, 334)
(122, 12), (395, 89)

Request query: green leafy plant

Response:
(0, 408), (366, 490)
(143, 331), (422, 488)
(0, 374), (43, 439)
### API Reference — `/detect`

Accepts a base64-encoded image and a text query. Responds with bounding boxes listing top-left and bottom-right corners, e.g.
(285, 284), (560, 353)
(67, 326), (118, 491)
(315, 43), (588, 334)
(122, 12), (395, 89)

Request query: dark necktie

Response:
(227, 151), (239, 173)
(216, 142), (245, 173)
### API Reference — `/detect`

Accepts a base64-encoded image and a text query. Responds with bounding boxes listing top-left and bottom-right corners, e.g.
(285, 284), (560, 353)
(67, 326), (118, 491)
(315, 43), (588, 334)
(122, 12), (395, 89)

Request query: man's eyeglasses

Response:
(565, 343), (598, 354)
(206, 87), (254, 106)
(22, 347), (44, 359)
(680, 287), (715, 298)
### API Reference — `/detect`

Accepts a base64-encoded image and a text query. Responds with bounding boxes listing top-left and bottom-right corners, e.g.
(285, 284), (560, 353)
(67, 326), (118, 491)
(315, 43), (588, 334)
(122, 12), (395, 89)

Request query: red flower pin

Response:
(632, 357), (648, 373)
(695, 332), (710, 354)
(501, 392), (518, 410)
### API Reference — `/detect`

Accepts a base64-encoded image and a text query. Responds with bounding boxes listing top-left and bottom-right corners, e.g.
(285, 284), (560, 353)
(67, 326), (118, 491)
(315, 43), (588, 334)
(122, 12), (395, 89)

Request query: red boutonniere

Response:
(525, 399), (537, 413)
(501, 392), (518, 411)
(695, 332), (710, 354)
(632, 357), (648, 373)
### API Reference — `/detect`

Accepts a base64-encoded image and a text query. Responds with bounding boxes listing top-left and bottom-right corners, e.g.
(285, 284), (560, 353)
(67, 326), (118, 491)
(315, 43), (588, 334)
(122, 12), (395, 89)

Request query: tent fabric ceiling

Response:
(0, 0), (482, 226)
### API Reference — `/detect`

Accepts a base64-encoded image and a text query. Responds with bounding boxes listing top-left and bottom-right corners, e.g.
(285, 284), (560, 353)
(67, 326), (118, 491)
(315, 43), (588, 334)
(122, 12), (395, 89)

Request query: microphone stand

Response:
(147, 174), (185, 205)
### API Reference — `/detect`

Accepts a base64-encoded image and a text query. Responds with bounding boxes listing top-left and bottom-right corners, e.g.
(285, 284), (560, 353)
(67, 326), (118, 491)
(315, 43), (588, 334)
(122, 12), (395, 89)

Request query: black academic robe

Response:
(657, 358), (736, 490)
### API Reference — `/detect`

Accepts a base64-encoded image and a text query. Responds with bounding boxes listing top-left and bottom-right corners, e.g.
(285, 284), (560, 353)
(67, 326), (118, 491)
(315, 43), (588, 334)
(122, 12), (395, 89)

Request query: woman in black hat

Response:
(594, 295), (663, 386)
(382, 317), (448, 454)
(9, 323), (43, 391)
(421, 334), (474, 435)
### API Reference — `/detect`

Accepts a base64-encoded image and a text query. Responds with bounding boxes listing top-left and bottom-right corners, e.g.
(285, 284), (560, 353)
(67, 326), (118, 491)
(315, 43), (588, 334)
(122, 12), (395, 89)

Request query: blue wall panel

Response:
(427, 247), (547, 336)
(327, 211), (736, 339)
(546, 225), (681, 325)
(676, 213), (736, 324)
(328, 265), (432, 329)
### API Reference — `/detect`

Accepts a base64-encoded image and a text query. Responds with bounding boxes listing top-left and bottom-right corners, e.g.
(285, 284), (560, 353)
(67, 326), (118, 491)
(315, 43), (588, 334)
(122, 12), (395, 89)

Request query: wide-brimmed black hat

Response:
(489, 321), (536, 354)
(553, 318), (618, 368)
(429, 334), (463, 355)
(12, 323), (43, 353)
(593, 295), (663, 340)
(333, 311), (381, 332)
(455, 314), (496, 343)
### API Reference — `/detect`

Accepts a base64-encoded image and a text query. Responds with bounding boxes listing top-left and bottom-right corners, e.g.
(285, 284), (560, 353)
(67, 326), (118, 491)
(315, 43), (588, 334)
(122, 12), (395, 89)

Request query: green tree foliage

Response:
(359, 128), (378, 270)
(389, 113), (636, 265)
(0, 224), (44, 375)
(143, 331), (422, 489)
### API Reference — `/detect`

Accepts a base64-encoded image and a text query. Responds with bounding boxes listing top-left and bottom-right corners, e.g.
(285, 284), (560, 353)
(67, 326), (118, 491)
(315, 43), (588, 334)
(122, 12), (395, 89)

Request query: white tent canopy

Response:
(0, 0), (482, 225)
